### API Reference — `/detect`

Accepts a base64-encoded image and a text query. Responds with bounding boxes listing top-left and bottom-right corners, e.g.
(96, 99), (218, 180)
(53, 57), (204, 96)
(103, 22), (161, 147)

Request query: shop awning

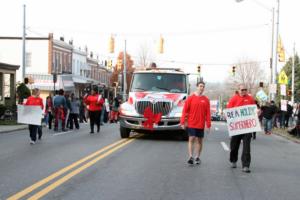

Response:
(27, 74), (75, 91)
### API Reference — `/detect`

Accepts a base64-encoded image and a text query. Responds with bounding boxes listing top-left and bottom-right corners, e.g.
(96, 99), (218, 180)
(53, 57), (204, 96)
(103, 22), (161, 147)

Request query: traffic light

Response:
(197, 65), (201, 73)
(53, 74), (57, 83)
(259, 82), (264, 87)
(158, 35), (164, 54)
(232, 66), (236, 75)
(117, 59), (122, 70)
(108, 60), (112, 68)
(278, 48), (285, 62)
(108, 35), (115, 53)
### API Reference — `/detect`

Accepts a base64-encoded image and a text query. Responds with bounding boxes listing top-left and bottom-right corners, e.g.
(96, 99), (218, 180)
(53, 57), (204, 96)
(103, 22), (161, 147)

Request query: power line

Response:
(28, 23), (269, 38)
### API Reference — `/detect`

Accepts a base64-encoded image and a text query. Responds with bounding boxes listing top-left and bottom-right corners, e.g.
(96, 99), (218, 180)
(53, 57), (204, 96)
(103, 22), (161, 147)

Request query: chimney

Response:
(60, 36), (64, 41)
(49, 33), (53, 40)
(90, 51), (93, 58)
(69, 39), (73, 45)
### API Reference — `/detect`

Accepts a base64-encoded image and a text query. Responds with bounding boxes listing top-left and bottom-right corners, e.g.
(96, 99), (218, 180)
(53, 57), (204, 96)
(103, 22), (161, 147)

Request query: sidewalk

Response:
(273, 128), (300, 144)
(0, 124), (27, 134)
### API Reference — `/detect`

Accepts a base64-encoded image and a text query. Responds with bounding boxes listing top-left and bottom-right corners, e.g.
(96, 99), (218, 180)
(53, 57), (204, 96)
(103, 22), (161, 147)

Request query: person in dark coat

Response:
(261, 101), (278, 135)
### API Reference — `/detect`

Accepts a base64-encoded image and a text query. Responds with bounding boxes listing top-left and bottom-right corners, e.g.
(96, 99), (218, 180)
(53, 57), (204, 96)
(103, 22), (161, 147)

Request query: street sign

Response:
(278, 70), (288, 85)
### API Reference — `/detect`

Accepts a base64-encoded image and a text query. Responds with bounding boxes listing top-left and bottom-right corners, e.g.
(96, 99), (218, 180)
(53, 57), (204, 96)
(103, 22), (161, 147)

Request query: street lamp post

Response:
(123, 40), (127, 102)
(22, 4), (26, 81)
(236, 0), (280, 101)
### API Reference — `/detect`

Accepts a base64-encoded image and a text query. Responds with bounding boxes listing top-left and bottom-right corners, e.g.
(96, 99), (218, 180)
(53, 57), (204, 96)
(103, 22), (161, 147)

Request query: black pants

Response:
(69, 113), (79, 129)
(89, 111), (100, 132)
(47, 112), (53, 129)
(79, 111), (87, 123)
(285, 116), (290, 128)
(230, 133), (252, 167)
(252, 132), (256, 139)
(29, 125), (42, 141)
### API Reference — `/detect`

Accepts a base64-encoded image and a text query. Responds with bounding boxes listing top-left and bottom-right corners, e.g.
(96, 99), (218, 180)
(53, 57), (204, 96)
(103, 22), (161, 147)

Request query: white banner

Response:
(224, 105), (261, 137)
(17, 105), (43, 125)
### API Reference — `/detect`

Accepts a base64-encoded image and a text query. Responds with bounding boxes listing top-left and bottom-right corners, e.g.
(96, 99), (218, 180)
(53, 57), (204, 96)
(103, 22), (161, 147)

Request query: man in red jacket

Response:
(227, 84), (255, 173)
(25, 88), (44, 144)
(180, 81), (211, 165)
(84, 86), (104, 134)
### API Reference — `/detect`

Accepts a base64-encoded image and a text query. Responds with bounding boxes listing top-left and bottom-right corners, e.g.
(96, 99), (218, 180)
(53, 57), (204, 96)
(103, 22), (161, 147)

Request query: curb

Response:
(273, 130), (300, 144)
(0, 126), (28, 134)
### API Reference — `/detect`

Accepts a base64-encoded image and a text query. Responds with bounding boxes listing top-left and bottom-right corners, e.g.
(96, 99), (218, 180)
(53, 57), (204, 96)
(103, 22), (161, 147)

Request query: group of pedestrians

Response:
(20, 83), (121, 145)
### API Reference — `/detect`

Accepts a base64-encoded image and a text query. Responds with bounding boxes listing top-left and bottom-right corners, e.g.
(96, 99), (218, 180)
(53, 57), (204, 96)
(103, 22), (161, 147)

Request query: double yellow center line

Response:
(8, 137), (136, 200)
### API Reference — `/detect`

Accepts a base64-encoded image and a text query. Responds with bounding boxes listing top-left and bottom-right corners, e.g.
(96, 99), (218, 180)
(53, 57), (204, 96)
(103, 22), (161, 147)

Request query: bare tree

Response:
(136, 41), (155, 68)
(225, 59), (268, 95)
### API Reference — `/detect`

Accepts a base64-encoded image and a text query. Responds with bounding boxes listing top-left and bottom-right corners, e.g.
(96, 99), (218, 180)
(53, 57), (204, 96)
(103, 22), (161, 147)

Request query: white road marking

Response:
(221, 141), (230, 151)
(53, 130), (74, 136)
(215, 127), (219, 131)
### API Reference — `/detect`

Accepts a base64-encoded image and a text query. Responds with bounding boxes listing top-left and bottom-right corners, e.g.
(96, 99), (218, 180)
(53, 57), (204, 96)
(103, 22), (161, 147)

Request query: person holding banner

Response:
(25, 88), (44, 144)
(180, 81), (211, 165)
(227, 84), (255, 173)
(84, 86), (104, 134)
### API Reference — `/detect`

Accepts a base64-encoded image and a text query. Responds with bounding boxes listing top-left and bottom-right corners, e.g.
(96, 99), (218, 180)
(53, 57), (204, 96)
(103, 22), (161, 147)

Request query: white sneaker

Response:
(30, 140), (35, 145)
(231, 162), (237, 168)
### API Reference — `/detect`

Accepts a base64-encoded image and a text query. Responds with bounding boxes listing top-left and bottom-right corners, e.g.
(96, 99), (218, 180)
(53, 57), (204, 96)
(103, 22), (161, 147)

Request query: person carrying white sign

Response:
(24, 88), (44, 145)
(226, 84), (255, 173)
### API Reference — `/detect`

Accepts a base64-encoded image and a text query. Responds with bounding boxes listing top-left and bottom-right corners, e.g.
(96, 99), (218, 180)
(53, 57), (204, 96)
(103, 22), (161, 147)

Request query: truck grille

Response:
(136, 100), (172, 116)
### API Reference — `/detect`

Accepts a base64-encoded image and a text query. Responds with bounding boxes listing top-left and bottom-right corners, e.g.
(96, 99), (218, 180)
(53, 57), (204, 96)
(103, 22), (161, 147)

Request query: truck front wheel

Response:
(120, 126), (131, 138)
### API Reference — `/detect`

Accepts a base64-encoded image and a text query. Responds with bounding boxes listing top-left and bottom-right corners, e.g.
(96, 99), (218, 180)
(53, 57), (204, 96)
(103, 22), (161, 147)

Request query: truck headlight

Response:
(120, 108), (136, 116)
(174, 112), (182, 118)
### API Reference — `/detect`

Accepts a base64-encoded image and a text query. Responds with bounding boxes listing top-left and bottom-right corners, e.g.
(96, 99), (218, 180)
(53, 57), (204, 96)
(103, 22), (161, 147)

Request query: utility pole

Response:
(123, 40), (127, 102)
(291, 43), (295, 104)
(270, 7), (275, 100)
(274, 0), (280, 87)
(22, 4), (26, 81)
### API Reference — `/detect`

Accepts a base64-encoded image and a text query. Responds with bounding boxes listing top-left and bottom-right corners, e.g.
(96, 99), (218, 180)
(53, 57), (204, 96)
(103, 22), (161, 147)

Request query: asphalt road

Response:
(0, 122), (299, 200)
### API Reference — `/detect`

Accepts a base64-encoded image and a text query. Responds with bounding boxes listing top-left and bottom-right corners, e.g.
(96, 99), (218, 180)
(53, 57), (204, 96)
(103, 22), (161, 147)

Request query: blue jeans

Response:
(263, 117), (273, 132)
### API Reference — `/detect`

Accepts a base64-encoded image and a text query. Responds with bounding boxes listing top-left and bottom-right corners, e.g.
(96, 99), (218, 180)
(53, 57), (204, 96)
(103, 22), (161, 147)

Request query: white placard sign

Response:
(256, 90), (268, 102)
(269, 84), (277, 94)
(17, 105), (43, 125)
(224, 105), (261, 137)
(280, 99), (287, 111)
(280, 84), (286, 96)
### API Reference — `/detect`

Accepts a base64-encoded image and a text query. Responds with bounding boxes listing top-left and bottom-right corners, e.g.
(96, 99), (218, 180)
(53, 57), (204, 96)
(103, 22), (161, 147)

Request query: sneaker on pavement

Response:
(231, 162), (237, 168)
(187, 157), (194, 165)
(30, 140), (35, 145)
(242, 167), (251, 173)
(195, 157), (201, 165)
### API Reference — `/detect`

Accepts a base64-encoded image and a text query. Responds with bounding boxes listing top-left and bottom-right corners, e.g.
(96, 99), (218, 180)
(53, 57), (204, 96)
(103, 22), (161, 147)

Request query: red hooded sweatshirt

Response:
(227, 94), (255, 108)
(25, 96), (44, 110)
(84, 94), (104, 111)
(180, 94), (211, 129)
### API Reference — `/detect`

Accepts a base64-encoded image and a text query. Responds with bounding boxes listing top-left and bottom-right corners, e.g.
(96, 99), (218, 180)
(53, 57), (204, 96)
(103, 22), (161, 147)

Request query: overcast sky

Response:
(1, 0), (299, 82)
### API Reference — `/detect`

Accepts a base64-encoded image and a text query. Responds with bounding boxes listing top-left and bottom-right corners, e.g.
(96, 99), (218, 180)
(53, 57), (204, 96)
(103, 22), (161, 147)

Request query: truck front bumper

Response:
(119, 115), (182, 131)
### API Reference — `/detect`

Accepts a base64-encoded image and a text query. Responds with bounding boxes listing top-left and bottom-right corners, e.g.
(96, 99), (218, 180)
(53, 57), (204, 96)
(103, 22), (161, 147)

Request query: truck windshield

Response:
(131, 73), (187, 93)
